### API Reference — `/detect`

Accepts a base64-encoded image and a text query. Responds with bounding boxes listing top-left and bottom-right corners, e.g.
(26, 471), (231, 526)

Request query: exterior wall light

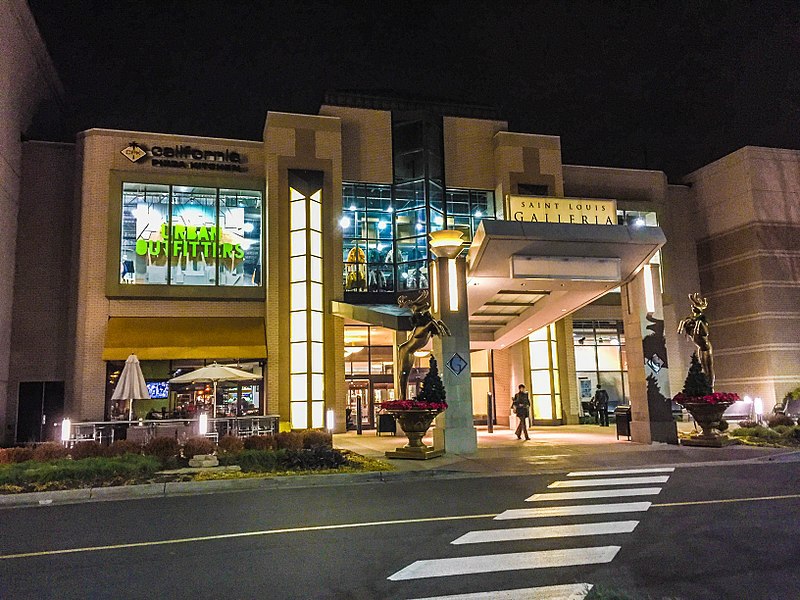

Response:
(429, 230), (464, 260)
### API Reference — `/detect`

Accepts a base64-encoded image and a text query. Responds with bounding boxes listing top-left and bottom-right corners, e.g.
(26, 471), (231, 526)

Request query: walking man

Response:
(512, 384), (531, 440)
(593, 384), (610, 426)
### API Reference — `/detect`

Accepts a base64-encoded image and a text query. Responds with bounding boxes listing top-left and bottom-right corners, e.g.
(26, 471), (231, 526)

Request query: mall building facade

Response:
(4, 0), (800, 446)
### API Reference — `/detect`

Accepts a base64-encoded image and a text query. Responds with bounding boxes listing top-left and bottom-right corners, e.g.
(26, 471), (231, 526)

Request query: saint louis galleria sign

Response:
(507, 195), (617, 225)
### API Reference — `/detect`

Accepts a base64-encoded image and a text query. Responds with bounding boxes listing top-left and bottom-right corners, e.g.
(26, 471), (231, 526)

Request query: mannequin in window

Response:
(345, 246), (367, 291)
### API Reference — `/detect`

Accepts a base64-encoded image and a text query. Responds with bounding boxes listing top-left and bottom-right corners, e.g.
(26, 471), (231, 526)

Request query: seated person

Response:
(145, 407), (164, 420)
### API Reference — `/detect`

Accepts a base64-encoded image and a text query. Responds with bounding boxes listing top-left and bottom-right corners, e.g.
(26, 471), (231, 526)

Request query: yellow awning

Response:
(103, 317), (267, 361)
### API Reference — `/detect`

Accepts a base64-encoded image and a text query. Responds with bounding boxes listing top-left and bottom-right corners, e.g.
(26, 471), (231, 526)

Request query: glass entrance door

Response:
(347, 379), (372, 429)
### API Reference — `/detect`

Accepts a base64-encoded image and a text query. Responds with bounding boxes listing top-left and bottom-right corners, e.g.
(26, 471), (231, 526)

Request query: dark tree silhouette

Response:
(416, 357), (447, 404)
(682, 352), (712, 397)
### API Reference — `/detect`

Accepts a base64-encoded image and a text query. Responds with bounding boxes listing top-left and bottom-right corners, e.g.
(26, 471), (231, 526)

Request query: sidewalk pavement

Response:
(2, 423), (796, 508)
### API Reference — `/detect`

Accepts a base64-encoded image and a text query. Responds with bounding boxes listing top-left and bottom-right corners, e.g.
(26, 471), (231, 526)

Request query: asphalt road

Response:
(1, 461), (799, 600)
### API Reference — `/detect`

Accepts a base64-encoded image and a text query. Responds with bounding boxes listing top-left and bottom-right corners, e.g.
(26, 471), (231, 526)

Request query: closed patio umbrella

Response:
(169, 363), (259, 418)
(111, 353), (151, 420)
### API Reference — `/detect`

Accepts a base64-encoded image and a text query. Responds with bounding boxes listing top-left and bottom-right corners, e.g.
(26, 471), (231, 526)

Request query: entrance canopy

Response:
(466, 220), (665, 349)
(102, 317), (267, 360)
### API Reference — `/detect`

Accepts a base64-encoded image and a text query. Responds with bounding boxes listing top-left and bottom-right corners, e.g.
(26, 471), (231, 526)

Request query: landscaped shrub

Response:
(243, 435), (275, 451)
(302, 429), (332, 449)
(143, 437), (180, 464)
(106, 440), (142, 457)
(738, 420), (759, 428)
(772, 425), (795, 436)
(0, 454), (160, 491)
(183, 436), (215, 458)
(766, 414), (795, 428)
(791, 426), (800, 441)
(233, 449), (286, 472)
(217, 435), (244, 454)
(0, 447), (34, 464)
(32, 442), (69, 462)
(70, 441), (105, 460)
(275, 431), (303, 450)
(730, 425), (780, 440)
(282, 447), (347, 470)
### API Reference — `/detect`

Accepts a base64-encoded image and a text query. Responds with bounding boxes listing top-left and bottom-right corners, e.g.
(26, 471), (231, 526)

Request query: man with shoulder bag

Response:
(511, 384), (531, 440)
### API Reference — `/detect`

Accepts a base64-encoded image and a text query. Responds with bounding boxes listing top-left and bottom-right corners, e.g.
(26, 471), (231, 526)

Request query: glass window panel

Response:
(290, 200), (306, 231)
(310, 256), (322, 284)
(311, 342), (324, 372)
(344, 326), (368, 346)
(311, 374), (324, 400)
(365, 184), (392, 211)
(291, 374), (307, 401)
(533, 395), (553, 420)
(370, 346), (393, 375)
(597, 345), (622, 370)
(290, 256), (306, 283)
(290, 342), (307, 373)
(395, 208), (427, 239)
(291, 402), (308, 429)
(395, 236), (427, 263)
(311, 402), (324, 427)
(470, 350), (491, 373)
(550, 341), (559, 370)
(574, 346), (597, 371)
(310, 283), (323, 311)
(169, 186), (217, 286)
(529, 341), (549, 369)
(290, 231), (306, 257)
(310, 230), (322, 257)
(446, 190), (470, 215)
(554, 394), (563, 419)
(398, 260), (428, 291)
(309, 200), (321, 231)
(529, 327), (548, 342)
(531, 370), (552, 395)
(290, 311), (307, 342)
(599, 372), (624, 407)
(553, 372), (561, 395)
(122, 183), (170, 285)
(310, 312), (323, 342)
(290, 282), (307, 311)
(430, 208), (445, 232)
(343, 188), (366, 211)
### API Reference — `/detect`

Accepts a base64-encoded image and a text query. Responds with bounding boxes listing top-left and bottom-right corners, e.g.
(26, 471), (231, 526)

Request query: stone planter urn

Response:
(385, 409), (445, 460)
(682, 401), (735, 447)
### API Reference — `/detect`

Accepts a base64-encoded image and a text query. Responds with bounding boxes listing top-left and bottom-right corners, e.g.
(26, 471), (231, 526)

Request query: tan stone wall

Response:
(443, 116), (506, 190)
(493, 132), (564, 219)
(318, 105), (392, 184)
(0, 0), (64, 443)
(71, 129), (265, 420)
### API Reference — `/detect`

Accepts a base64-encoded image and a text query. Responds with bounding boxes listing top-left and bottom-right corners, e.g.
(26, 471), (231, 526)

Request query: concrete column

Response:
(622, 268), (678, 444)
(430, 253), (478, 454)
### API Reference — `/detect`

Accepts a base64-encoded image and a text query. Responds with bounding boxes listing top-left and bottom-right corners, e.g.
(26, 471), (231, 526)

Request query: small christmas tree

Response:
(682, 352), (712, 398)
(416, 357), (447, 404)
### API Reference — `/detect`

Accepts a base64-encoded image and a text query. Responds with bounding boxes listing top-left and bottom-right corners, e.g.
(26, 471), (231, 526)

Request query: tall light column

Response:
(429, 230), (478, 454)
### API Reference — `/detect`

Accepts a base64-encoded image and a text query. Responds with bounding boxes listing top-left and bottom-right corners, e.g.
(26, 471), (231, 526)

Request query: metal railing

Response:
(61, 415), (280, 446)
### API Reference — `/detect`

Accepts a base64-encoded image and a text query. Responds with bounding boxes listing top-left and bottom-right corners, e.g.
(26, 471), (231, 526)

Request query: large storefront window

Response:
(121, 183), (262, 286)
(528, 324), (561, 422)
(344, 324), (396, 429)
(342, 183), (393, 292)
(573, 320), (628, 413)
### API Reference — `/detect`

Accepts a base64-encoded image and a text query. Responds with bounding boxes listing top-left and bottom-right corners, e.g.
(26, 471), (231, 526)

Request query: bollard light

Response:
(61, 418), (71, 443)
(199, 413), (208, 435)
(754, 397), (764, 420)
(326, 409), (335, 433)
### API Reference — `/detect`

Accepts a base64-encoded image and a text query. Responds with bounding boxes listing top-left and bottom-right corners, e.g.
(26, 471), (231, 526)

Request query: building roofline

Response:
(77, 128), (263, 147)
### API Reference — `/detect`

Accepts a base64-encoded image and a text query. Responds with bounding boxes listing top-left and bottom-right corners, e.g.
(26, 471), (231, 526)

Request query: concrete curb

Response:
(2, 449), (798, 508)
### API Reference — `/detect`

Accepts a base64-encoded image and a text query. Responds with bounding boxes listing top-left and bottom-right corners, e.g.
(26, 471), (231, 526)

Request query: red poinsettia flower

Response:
(672, 391), (740, 405)
(379, 400), (448, 411)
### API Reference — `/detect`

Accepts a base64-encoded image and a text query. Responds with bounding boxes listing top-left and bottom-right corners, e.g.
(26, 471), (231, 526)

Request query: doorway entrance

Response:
(346, 376), (395, 430)
(16, 381), (65, 443)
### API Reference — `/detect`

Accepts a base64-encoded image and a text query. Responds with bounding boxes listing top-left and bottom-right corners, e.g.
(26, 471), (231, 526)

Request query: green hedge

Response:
(0, 454), (160, 491)
(220, 447), (347, 472)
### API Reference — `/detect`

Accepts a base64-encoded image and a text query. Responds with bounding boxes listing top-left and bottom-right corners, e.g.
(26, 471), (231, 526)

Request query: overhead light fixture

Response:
(349, 204), (357, 211)
(413, 350), (430, 358)
(634, 217), (645, 227)
(339, 216), (351, 228)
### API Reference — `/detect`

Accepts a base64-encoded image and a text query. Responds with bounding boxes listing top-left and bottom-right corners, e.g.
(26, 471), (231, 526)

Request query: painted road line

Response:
(406, 582), (593, 600)
(548, 476), (669, 488)
(527, 487), (662, 502)
(652, 494), (800, 508)
(567, 467), (675, 477)
(451, 520), (639, 545)
(495, 502), (651, 520)
(388, 546), (620, 581)
(0, 512), (496, 561)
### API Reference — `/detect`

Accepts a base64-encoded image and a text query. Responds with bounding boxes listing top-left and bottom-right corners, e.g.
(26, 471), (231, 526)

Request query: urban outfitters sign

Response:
(507, 195), (617, 225)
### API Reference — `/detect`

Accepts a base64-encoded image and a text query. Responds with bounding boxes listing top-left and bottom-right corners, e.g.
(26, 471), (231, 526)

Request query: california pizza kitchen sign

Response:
(121, 141), (248, 172)
(507, 195), (617, 225)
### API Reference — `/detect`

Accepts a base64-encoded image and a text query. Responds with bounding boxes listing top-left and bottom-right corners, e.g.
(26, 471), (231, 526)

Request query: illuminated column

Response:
(288, 172), (325, 429)
(430, 230), (478, 454)
(622, 265), (677, 444)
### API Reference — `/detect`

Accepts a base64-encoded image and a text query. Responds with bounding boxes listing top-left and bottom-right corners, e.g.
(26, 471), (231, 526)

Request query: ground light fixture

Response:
(326, 409), (334, 432)
(61, 418), (71, 443)
(198, 413), (208, 435)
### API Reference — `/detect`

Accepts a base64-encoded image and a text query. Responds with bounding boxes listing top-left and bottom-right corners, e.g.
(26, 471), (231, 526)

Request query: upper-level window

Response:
(120, 182), (262, 286)
(445, 189), (495, 242)
(617, 210), (657, 227)
(342, 183), (394, 292)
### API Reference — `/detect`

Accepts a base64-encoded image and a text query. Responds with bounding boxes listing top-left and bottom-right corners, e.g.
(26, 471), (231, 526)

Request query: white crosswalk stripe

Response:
(495, 501), (651, 520)
(548, 475), (669, 488)
(567, 467), (674, 477)
(387, 466), (674, 596)
(404, 582), (593, 599)
(388, 546), (620, 581)
(451, 520), (639, 545)
(526, 487), (662, 502)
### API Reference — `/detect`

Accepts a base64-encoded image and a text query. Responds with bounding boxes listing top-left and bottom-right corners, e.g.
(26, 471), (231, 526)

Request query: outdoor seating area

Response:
(61, 415), (279, 447)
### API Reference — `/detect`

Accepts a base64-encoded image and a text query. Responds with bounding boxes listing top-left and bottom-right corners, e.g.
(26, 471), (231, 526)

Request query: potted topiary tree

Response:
(381, 357), (447, 459)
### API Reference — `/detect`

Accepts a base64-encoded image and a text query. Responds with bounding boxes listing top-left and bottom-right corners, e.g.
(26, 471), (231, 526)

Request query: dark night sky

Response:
(27, 1), (800, 180)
